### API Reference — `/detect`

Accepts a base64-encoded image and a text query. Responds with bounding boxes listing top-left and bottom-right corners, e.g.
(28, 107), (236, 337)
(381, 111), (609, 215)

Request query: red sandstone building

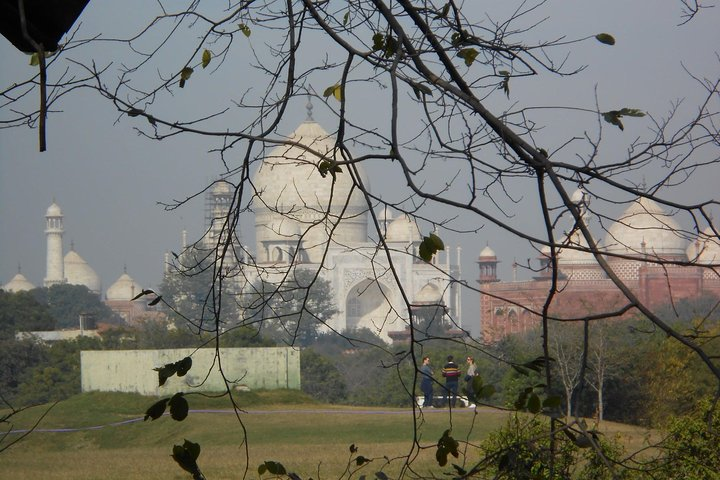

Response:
(478, 194), (720, 343)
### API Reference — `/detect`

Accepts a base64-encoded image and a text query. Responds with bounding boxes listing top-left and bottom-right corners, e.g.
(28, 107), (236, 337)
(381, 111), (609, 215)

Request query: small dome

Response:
(686, 227), (720, 264)
(415, 283), (443, 303)
(106, 272), (143, 301)
(603, 197), (687, 259)
(64, 250), (102, 294)
(479, 245), (496, 258)
(211, 180), (233, 195)
(558, 229), (596, 265)
(385, 214), (421, 243)
(46, 202), (62, 217)
(3, 272), (35, 292)
(570, 188), (588, 205)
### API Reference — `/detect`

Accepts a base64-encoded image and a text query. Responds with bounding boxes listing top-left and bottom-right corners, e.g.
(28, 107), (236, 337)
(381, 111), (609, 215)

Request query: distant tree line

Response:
(2, 286), (718, 432)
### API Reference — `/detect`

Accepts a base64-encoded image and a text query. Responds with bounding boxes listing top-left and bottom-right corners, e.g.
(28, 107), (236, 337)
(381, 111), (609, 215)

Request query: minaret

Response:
(44, 200), (65, 287)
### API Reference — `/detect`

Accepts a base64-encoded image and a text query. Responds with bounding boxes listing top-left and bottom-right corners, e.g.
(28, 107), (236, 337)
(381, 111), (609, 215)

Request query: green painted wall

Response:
(81, 347), (300, 396)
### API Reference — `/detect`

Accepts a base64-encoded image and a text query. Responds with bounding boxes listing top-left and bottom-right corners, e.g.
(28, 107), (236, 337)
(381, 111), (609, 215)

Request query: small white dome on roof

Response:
(570, 188), (590, 206)
(415, 283), (443, 303)
(686, 226), (720, 265)
(106, 272), (143, 301)
(3, 272), (35, 292)
(479, 245), (496, 258)
(211, 180), (232, 195)
(558, 229), (596, 265)
(64, 250), (101, 294)
(386, 214), (421, 243)
(46, 202), (62, 216)
(603, 197), (687, 259)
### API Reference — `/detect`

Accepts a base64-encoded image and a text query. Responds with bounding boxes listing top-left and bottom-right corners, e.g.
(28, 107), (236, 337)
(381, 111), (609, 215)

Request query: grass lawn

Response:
(1, 392), (655, 479)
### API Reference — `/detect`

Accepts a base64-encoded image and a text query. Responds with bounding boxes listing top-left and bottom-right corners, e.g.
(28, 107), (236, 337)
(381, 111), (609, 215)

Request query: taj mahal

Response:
(3, 109), (464, 341)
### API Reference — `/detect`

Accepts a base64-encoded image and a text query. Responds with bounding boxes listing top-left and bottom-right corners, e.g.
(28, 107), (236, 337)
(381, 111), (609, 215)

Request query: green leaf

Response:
(457, 48), (478, 67)
(179, 67), (194, 88)
(618, 107), (645, 118)
(154, 363), (177, 386)
(383, 36), (398, 58)
(202, 49), (211, 69)
(30, 53), (40, 66)
(356, 455), (370, 466)
(131, 289), (155, 300)
(343, 11), (350, 25)
(500, 75), (510, 98)
(350, 444), (358, 453)
(595, 33), (616, 45)
(260, 461), (287, 475)
(148, 295), (162, 306)
(172, 440), (202, 477)
(435, 3), (450, 19)
(180, 67), (193, 80)
(239, 23), (251, 37)
(372, 32), (384, 52)
(175, 356), (193, 377)
(144, 398), (168, 421)
(527, 393), (541, 414)
(169, 393), (189, 421)
(450, 32), (464, 47)
(418, 241), (433, 262)
(512, 365), (529, 376)
(436, 430), (459, 467)
(183, 439), (201, 461)
(375, 472), (388, 480)
(323, 84), (342, 101)
(126, 108), (144, 118)
(318, 160), (342, 179)
(428, 232), (445, 251)
(602, 108), (645, 131)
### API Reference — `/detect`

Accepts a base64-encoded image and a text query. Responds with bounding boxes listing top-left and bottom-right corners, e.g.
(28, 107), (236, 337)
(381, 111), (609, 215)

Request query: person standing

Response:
(420, 356), (434, 408)
(465, 356), (477, 407)
(441, 355), (461, 408)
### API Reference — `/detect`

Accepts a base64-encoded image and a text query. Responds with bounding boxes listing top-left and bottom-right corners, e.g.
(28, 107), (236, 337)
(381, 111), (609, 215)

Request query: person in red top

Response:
(441, 355), (461, 407)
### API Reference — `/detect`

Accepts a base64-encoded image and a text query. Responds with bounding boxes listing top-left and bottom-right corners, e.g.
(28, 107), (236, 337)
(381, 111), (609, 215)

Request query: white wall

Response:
(81, 347), (300, 396)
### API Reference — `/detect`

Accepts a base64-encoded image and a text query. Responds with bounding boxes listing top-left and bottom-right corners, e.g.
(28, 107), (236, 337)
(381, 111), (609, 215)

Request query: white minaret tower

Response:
(44, 201), (65, 287)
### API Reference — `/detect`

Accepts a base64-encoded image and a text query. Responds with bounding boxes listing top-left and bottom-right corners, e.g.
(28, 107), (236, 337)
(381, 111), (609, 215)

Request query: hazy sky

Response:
(1, 1), (719, 335)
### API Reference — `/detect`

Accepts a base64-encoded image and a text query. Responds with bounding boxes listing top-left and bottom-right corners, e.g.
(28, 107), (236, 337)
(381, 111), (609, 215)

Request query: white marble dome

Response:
(603, 197), (687, 259)
(64, 250), (102, 293)
(686, 226), (720, 264)
(253, 119), (370, 263)
(3, 272), (35, 292)
(386, 214), (422, 243)
(106, 272), (142, 301)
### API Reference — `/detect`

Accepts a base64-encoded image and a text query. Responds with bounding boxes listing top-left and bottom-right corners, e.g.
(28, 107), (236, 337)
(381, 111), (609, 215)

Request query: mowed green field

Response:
(1, 392), (654, 480)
